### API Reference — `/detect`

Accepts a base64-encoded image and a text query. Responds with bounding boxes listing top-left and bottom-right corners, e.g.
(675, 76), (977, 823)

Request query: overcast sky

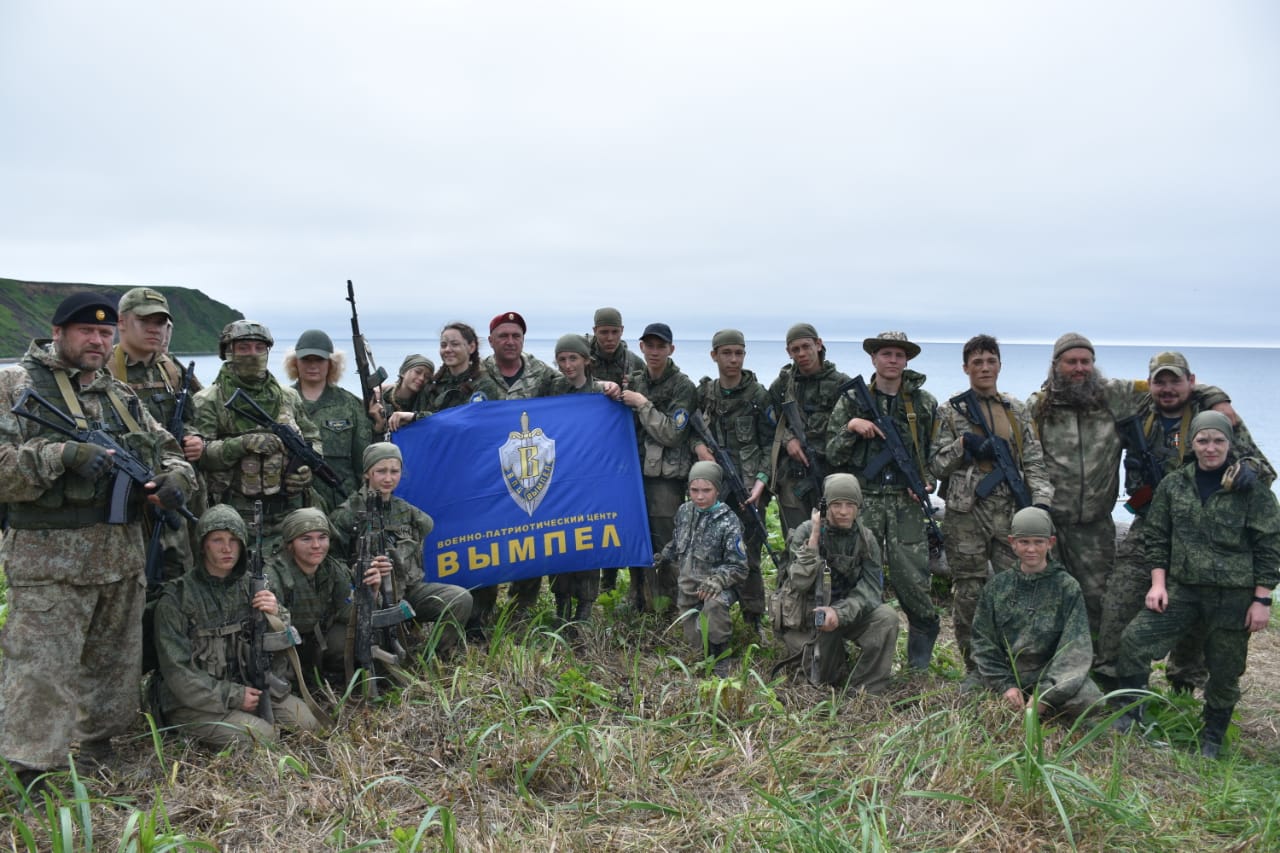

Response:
(3, 1), (1277, 346)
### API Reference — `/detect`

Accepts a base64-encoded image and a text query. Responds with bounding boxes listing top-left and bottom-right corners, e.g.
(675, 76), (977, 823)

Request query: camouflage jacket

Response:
(294, 382), (371, 511)
(659, 500), (747, 603)
(1025, 378), (1146, 525)
(970, 560), (1093, 706)
(785, 519), (883, 627)
(548, 375), (608, 396)
(265, 551), (350, 637)
(420, 368), (505, 412)
(930, 390), (1053, 510)
(589, 339), (643, 385)
(107, 346), (202, 438)
(826, 369), (936, 494)
(628, 359), (697, 480)
(768, 360), (850, 487)
(482, 352), (557, 400)
(694, 370), (775, 486)
(1143, 461), (1280, 590)
(330, 488), (433, 592)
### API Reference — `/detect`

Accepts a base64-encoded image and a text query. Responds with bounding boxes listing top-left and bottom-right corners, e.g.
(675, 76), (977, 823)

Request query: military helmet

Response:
(219, 320), (274, 359)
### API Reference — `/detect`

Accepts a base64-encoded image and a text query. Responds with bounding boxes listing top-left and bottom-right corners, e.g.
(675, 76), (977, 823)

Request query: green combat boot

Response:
(1199, 705), (1233, 759)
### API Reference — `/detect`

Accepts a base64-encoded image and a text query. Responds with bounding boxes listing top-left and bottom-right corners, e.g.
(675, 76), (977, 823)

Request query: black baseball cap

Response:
(639, 322), (673, 343)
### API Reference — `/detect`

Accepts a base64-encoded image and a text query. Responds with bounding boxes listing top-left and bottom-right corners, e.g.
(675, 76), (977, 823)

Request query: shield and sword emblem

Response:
(499, 411), (556, 516)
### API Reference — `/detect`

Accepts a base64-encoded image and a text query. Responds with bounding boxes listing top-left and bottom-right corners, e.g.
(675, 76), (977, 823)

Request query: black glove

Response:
(61, 441), (113, 480)
(150, 470), (188, 511)
(962, 433), (995, 461)
(1225, 460), (1257, 492)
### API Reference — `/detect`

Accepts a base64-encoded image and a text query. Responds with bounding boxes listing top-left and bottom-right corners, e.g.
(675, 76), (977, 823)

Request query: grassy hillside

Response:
(0, 278), (241, 358)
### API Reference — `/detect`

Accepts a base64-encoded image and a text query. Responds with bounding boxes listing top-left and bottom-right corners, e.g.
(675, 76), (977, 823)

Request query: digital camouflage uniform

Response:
(826, 370), (941, 644)
(265, 550), (350, 677)
(420, 367), (505, 411)
(629, 358), (698, 610)
(971, 559), (1102, 718)
(589, 337), (644, 385)
(192, 365), (322, 551)
(154, 505), (319, 747)
(658, 499), (748, 651)
(784, 518), (899, 692)
(330, 488), (473, 648)
(930, 390), (1053, 669)
(1026, 378), (1145, 644)
(693, 370), (775, 620)
(1118, 460), (1280, 725)
(0, 340), (195, 771)
(768, 359), (850, 535)
(294, 382), (371, 512)
(1097, 384), (1262, 684)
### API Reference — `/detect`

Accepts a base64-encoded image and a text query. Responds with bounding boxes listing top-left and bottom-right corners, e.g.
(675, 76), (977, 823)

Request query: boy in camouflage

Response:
(970, 507), (1101, 719)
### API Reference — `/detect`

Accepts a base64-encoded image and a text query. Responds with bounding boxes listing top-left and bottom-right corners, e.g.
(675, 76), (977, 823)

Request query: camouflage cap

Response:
(711, 329), (746, 350)
(1190, 410), (1233, 444)
(196, 504), (248, 547)
(1148, 351), (1190, 379)
(281, 507), (331, 542)
(1052, 332), (1093, 360)
(688, 460), (723, 492)
(363, 441), (403, 472)
(1010, 507), (1054, 538)
(398, 353), (435, 376)
(555, 333), (591, 357)
(862, 331), (921, 360)
(118, 287), (171, 319)
(823, 473), (863, 506)
(52, 292), (118, 327)
(786, 323), (820, 344)
(593, 307), (623, 328)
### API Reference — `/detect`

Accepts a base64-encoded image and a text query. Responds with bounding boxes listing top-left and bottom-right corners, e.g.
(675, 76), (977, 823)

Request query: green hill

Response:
(0, 277), (241, 358)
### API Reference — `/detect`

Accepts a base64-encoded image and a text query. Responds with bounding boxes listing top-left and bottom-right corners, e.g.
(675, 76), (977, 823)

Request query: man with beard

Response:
(0, 293), (194, 785)
(192, 321), (322, 553)
(1094, 351), (1266, 690)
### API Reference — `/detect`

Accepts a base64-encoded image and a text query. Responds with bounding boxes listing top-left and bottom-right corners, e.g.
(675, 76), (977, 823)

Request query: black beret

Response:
(52, 292), (118, 326)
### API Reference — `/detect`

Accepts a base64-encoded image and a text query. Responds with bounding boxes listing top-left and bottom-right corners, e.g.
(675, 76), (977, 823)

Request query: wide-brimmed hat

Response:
(862, 331), (920, 360)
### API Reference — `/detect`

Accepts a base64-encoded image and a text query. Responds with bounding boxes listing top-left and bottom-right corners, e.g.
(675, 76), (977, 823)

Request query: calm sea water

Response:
(183, 337), (1280, 511)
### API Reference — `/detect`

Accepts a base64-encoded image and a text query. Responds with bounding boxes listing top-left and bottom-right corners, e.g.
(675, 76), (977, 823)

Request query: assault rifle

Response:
(948, 388), (1033, 511)
(346, 280), (389, 413)
(778, 399), (826, 502)
(245, 500), (275, 723)
(346, 502), (414, 697)
(688, 411), (785, 568)
(10, 387), (198, 528)
(1117, 414), (1164, 514)
(168, 360), (196, 443)
(223, 388), (343, 489)
(838, 376), (944, 556)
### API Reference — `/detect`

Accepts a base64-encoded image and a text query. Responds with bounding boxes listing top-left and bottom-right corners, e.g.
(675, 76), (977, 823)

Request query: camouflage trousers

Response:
(1118, 583), (1253, 711)
(551, 569), (600, 605)
(679, 588), (738, 650)
(861, 489), (939, 634)
(630, 477), (683, 611)
(945, 494), (1020, 670)
(1095, 515), (1207, 684)
(1051, 514), (1115, 649)
(814, 603), (899, 694)
(776, 465), (820, 539)
(0, 577), (144, 770)
(405, 580), (473, 650)
(732, 494), (772, 619)
(166, 693), (321, 748)
(984, 673), (1103, 720)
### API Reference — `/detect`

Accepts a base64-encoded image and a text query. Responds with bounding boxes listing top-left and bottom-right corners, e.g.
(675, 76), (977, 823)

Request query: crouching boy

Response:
(970, 506), (1102, 719)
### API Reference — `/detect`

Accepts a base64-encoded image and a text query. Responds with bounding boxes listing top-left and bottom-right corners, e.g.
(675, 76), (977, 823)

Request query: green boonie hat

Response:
(1010, 507), (1054, 538)
(294, 329), (334, 359)
(823, 473), (863, 506)
(398, 354), (434, 377)
(555, 333), (591, 357)
(1052, 332), (1093, 360)
(1148, 351), (1190, 379)
(593, 307), (623, 328)
(281, 507), (331, 542)
(196, 504), (248, 546)
(688, 460), (723, 492)
(711, 329), (745, 350)
(363, 442), (403, 472)
(1190, 411), (1233, 444)
(862, 331), (921, 360)
(786, 323), (820, 344)
(118, 287), (171, 319)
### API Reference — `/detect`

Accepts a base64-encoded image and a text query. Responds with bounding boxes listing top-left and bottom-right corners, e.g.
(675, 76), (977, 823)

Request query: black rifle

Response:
(948, 388), (1033, 511)
(346, 503), (414, 697)
(168, 360), (196, 443)
(689, 411), (784, 568)
(778, 399), (825, 502)
(838, 376), (945, 556)
(10, 387), (197, 528)
(143, 360), (197, 589)
(346, 280), (389, 414)
(1117, 414), (1165, 514)
(245, 500), (275, 723)
(223, 388), (343, 489)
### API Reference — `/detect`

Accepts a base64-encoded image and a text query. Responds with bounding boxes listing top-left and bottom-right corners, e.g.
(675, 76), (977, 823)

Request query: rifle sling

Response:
(264, 611), (334, 731)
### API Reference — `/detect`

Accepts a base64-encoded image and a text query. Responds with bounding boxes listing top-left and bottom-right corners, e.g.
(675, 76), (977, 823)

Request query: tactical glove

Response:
(242, 432), (284, 456)
(698, 577), (724, 597)
(285, 465), (313, 494)
(61, 441), (113, 480)
(962, 433), (995, 461)
(150, 470), (189, 511)
(1223, 459), (1257, 492)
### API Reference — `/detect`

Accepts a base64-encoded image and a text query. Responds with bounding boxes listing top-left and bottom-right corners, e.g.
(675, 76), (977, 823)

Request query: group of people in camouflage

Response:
(2, 290), (1276, 793)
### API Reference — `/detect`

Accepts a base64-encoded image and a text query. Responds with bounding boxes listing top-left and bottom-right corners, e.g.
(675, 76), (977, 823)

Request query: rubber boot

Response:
(1110, 673), (1149, 734)
(554, 595), (573, 624)
(708, 641), (733, 677)
(745, 613), (766, 646)
(574, 600), (593, 623)
(907, 622), (940, 671)
(1199, 705), (1233, 759)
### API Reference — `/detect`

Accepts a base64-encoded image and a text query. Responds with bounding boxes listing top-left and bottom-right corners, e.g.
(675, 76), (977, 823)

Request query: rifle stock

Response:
(689, 411), (784, 568)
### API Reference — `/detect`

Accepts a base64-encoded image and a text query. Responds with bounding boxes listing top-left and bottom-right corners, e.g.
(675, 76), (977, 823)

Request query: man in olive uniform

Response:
(827, 331), (940, 671)
(692, 329), (775, 635)
(191, 320), (321, 553)
(285, 329), (371, 511)
(0, 292), (195, 783)
(622, 322), (697, 611)
(930, 335), (1053, 673)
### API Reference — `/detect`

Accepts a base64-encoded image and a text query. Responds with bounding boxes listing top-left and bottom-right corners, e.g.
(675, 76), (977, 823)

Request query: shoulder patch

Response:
(731, 533), (747, 560)
(765, 404), (778, 427)
(469, 391), (489, 403)
(672, 408), (689, 430)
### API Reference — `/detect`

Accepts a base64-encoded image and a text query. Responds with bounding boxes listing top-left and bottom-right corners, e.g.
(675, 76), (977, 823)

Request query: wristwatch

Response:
(1253, 595), (1273, 607)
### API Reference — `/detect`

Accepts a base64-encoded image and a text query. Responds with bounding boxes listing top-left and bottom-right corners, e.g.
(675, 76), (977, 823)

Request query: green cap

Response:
(688, 460), (723, 492)
(363, 442), (403, 472)
(1010, 507), (1054, 538)
(555, 333), (591, 357)
(711, 329), (745, 350)
(281, 507), (331, 542)
(1148, 351), (1190, 379)
(823, 473), (863, 506)
(118, 287), (172, 319)
(593, 307), (623, 327)
(294, 329), (334, 359)
(786, 323), (820, 344)
(1190, 411), (1233, 444)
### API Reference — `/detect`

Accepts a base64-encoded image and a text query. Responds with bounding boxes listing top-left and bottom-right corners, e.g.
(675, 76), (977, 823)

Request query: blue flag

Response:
(393, 395), (653, 588)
